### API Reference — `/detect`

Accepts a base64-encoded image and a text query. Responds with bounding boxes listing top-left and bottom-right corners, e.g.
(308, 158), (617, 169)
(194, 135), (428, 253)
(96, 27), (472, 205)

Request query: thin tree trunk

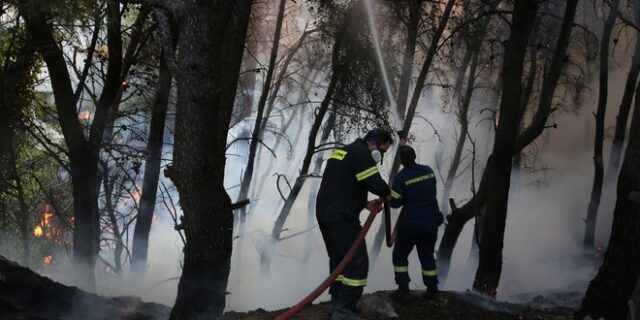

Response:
(100, 161), (122, 274)
(605, 2), (640, 184)
(302, 104), (337, 265)
(237, 0), (288, 220)
(574, 82), (640, 320)
(167, 0), (253, 318)
(395, 0), (420, 120)
(440, 29), (485, 215)
(235, 14), (260, 124)
(473, 0), (578, 295)
(251, 67), (320, 210)
(472, 0), (539, 294)
(398, 0), (456, 140)
(270, 31), (344, 239)
(131, 39), (173, 275)
(584, 0), (619, 251)
(371, 0), (457, 264)
(438, 172), (489, 285)
(258, 28), (315, 141)
(248, 28), (315, 206)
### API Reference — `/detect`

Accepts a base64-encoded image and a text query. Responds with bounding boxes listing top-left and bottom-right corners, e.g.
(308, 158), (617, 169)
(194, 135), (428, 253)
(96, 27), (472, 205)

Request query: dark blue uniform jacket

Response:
(389, 163), (442, 231)
(316, 138), (391, 223)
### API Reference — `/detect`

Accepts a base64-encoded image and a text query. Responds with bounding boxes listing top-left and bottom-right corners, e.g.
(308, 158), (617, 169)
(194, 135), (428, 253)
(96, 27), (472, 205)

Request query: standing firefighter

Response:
(316, 129), (393, 320)
(389, 145), (443, 301)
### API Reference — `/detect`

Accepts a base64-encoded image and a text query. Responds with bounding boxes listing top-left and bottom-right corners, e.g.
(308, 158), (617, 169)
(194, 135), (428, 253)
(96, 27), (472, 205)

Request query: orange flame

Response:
(34, 225), (43, 237)
(34, 204), (54, 238)
(133, 187), (142, 204)
(124, 183), (142, 207)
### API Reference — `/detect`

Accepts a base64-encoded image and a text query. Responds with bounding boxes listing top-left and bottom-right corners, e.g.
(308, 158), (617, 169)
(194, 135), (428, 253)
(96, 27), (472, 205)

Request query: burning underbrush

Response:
(0, 254), (579, 320)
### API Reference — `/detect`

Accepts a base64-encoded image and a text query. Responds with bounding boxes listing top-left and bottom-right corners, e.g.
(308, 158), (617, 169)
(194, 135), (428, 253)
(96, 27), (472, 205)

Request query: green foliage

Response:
(21, 0), (100, 25)
(330, 3), (393, 142)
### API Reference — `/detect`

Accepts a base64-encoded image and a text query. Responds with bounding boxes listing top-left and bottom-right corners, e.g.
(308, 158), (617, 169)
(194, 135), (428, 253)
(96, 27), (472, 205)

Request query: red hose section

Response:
(274, 199), (385, 320)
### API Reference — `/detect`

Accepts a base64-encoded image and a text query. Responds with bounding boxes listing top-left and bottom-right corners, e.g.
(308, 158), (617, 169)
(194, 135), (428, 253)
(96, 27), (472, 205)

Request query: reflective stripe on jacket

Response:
(389, 163), (441, 230)
(316, 138), (390, 223)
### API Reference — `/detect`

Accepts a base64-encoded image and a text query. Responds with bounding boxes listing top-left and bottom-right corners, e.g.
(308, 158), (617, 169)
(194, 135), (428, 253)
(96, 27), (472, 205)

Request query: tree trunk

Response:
(100, 162), (122, 274)
(472, 0), (539, 295)
(574, 83), (640, 320)
(438, 0), (576, 285)
(604, 1), (640, 184)
(235, 14), (260, 124)
(584, 0), (619, 251)
(68, 158), (100, 289)
(237, 0), (288, 221)
(473, 0), (578, 295)
(395, 0), (420, 121)
(22, 0), (124, 291)
(168, 1), (252, 318)
(131, 40), (173, 275)
(438, 164), (490, 285)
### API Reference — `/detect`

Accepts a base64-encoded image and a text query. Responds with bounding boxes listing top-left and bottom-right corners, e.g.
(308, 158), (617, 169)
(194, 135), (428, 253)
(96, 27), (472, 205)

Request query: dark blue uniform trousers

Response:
(319, 220), (368, 307)
(392, 226), (438, 287)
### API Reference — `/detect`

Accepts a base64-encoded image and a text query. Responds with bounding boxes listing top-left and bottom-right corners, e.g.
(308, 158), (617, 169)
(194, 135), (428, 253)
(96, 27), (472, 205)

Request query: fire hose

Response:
(274, 198), (402, 320)
(384, 202), (402, 248)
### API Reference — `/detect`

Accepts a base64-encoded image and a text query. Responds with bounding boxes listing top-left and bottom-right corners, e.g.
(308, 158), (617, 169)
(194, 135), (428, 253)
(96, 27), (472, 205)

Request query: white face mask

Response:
(371, 149), (382, 163)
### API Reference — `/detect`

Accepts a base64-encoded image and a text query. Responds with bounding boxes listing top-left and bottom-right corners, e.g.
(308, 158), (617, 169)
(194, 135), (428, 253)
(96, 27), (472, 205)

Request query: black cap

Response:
(364, 128), (394, 145)
(398, 145), (416, 166)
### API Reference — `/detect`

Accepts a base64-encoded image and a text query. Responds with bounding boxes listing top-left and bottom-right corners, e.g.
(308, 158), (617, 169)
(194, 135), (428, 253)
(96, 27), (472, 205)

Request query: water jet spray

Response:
(363, 0), (403, 132)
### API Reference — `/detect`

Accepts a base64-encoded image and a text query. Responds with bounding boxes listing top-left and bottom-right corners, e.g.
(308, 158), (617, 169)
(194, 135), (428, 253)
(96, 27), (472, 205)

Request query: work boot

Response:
(390, 283), (412, 303)
(331, 293), (362, 320)
(422, 284), (438, 301)
(328, 295), (337, 317)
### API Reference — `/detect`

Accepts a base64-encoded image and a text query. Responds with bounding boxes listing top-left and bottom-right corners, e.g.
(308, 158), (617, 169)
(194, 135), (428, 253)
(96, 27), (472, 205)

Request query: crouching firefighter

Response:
(316, 129), (394, 320)
(389, 145), (443, 301)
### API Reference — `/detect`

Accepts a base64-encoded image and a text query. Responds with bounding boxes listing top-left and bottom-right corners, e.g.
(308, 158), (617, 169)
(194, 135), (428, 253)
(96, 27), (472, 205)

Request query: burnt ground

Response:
(0, 288), (580, 320)
(1, 254), (581, 320)
(225, 290), (579, 320)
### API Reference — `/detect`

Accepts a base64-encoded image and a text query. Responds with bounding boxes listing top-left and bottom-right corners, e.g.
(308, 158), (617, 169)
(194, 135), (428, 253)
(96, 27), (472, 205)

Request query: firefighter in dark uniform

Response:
(316, 129), (394, 320)
(389, 145), (443, 301)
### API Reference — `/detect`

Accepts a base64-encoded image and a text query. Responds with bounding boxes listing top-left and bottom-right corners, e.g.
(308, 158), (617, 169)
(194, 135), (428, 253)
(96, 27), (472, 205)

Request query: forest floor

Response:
(225, 290), (579, 320)
(0, 254), (582, 319)
(0, 289), (580, 320)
